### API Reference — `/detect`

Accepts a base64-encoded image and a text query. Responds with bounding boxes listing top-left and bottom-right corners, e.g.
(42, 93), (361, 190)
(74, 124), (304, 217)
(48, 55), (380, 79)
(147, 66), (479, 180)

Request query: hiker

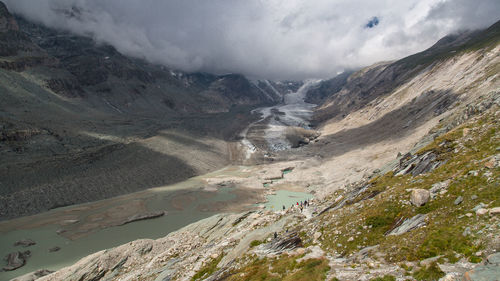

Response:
(282, 205), (285, 211)
(274, 232), (278, 239)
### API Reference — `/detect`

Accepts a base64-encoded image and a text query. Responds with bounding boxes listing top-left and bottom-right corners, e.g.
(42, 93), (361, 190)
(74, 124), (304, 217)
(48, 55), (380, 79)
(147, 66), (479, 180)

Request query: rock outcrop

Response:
(0, 1), (18, 32)
(255, 232), (303, 255)
(13, 239), (36, 248)
(410, 189), (430, 207)
(3, 251), (30, 271)
(117, 211), (166, 226)
(464, 253), (500, 281)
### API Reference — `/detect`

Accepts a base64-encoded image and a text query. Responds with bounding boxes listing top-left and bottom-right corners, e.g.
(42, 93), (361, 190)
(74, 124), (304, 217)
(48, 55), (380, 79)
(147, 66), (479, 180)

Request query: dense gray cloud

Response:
(3, 0), (499, 80)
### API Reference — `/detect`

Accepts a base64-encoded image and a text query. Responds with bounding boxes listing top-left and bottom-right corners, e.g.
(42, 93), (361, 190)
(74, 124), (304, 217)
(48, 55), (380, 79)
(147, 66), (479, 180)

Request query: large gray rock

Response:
(464, 253), (500, 281)
(2, 251), (30, 271)
(411, 189), (430, 207)
(430, 180), (451, 198)
(256, 232), (303, 255)
(396, 152), (443, 176)
(13, 239), (36, 248)
(489, 207), (500, 215)
(117, 211), (166, 226)
(387, 214), (427, 236)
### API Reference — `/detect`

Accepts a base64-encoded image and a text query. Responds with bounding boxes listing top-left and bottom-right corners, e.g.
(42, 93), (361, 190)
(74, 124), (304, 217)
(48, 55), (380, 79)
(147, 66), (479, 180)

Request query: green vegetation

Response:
(412, 262), (445, 281)
(217, 108), (498, 281)
(191, 253), (224, 281)
(249, 239), (264, 248)
(225, 255), (330, 281)
(370, 275), (396, 281)
(317, 111), (499, 262)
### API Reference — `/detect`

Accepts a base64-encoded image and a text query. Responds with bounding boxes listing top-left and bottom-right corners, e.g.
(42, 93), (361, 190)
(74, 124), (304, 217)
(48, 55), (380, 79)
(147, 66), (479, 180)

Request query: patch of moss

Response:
(415, 228), (481, 260)
(365, 215), (394, 228)
(249, 239), (264, 248)
(191, 253), (224, 281)
(282, 258), (329, 281)
(415, 202), (438, 214)
(370, 275), (396, 281)
(225, 255), (329, 281)
(412, 262), (445, 281)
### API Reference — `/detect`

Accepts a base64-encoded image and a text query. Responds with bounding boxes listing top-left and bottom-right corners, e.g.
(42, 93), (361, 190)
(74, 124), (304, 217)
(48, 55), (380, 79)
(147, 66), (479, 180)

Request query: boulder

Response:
(49, 246), (61, 252)
(454, 196), (464, 205)
(430, 180), (451, 197)
(411, 189), (430, 207)
(473, 203), (486, 211)
(489, 207), (500, 215)
(484, 157), (496, 169)
(476, 208), (488, 216)
(14, 239), (36, 247)
(3, 251), (31, 271)
(464, 253), (500, 281)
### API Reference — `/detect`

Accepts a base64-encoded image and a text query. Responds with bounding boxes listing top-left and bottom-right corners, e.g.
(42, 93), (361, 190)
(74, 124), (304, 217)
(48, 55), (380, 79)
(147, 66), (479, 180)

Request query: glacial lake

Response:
(0, 166), (312, 280)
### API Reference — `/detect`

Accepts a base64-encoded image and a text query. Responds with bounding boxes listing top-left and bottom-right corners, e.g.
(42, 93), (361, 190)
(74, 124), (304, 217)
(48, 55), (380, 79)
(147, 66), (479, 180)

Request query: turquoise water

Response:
(0, 164), (310, 280)
(264, 190), (313, 211)
(0, 184), (237, 280)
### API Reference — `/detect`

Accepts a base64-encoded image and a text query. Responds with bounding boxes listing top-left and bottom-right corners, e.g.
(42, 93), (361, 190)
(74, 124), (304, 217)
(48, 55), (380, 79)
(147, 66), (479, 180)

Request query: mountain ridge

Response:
(0, 2), (499, 280)
(0, 2), (299, 220)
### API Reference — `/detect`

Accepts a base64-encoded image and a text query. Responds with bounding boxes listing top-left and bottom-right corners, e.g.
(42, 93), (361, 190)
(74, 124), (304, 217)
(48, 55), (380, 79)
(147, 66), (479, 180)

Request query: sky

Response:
(3, 0), (499, 80)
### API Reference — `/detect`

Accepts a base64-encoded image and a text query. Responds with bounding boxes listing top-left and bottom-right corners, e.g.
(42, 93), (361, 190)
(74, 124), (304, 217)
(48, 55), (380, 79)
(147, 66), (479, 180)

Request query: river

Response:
(0, 81), (320, 280)
(241, 80), (320, 156)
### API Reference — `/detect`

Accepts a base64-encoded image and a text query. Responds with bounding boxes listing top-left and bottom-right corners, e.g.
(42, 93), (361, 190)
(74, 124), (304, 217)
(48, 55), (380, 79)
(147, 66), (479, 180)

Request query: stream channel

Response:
(0, 81), (319, 280)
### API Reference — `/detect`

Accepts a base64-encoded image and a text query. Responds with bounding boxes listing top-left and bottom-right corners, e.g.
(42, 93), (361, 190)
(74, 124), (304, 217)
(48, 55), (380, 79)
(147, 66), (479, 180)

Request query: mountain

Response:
(311, 22), (500, 126)
(0, 1), (298, 220)
(25, 18), (500, 281)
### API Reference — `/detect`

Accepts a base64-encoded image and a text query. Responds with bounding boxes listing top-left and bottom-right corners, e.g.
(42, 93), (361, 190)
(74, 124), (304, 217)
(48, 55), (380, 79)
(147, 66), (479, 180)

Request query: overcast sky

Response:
(3, 0), (499, 80)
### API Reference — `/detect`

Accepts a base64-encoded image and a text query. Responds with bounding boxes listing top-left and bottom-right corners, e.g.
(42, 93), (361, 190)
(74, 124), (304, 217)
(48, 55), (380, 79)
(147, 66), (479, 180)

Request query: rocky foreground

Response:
(13, 91), (498, 281)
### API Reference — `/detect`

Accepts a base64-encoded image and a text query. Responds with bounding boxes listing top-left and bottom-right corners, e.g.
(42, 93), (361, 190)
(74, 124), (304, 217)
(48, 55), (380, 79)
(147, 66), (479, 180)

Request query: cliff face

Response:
(0, 2), (294, 220)
(0, 1), (18, 32)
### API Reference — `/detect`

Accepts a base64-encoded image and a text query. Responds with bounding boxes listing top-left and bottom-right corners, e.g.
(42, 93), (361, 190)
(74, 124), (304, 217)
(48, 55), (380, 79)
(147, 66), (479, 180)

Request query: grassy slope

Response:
(191, 105), (499, 281)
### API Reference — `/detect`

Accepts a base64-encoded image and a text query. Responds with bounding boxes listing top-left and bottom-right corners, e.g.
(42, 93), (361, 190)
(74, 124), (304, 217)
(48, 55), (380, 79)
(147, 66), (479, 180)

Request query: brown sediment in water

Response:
(169, 193), (197, 211)
(0, 183), (267, 241)
(197, 188), (266, 212)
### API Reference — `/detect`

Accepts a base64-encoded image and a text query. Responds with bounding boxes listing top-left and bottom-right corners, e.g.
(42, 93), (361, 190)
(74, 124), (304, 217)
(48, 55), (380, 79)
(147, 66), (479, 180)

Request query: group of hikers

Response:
(282, 199), (310, 213)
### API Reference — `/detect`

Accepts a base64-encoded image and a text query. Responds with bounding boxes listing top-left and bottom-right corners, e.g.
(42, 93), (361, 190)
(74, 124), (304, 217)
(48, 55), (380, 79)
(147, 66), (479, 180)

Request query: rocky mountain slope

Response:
(22, 18), (500, 281)
(30, 94), (499, 281)
(0, 1), (301, 220)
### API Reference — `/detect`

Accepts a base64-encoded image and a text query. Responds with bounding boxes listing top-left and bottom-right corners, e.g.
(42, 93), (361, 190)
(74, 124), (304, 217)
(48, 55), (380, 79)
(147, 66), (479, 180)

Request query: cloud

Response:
(3, 0), (499, 80)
